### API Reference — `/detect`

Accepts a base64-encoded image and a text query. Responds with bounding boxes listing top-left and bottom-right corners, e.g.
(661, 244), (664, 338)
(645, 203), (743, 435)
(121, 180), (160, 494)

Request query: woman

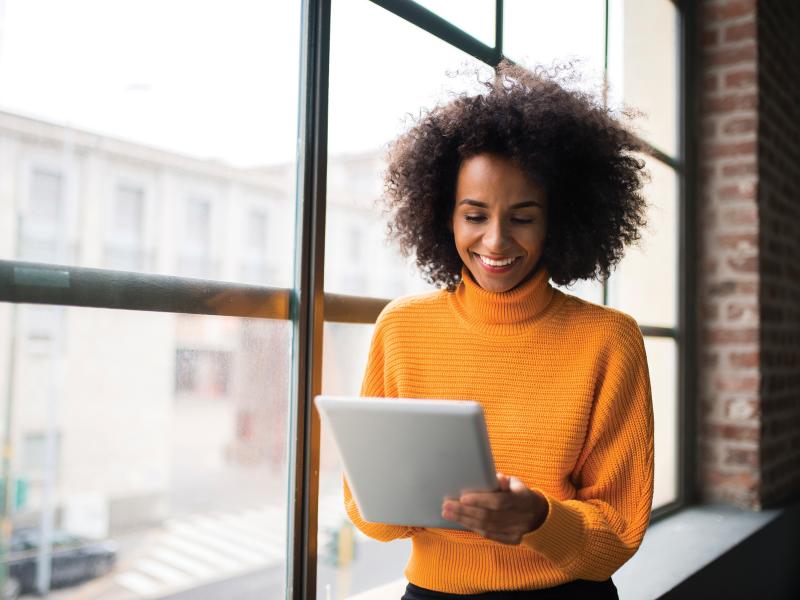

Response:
(344, 63), (654, 599)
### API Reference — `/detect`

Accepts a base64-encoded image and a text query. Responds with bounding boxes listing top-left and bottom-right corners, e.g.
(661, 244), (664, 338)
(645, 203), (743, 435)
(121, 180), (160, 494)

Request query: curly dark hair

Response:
(383, 62), (648, 289)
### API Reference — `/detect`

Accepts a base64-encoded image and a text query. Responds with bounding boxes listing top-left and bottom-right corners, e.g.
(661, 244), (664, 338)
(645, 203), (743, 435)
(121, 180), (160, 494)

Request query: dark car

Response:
(6, 528), (117, 594)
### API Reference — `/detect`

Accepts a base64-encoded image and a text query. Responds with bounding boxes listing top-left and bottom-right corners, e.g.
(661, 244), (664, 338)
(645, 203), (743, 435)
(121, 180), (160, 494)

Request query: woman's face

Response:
(452, 153), (548, 293)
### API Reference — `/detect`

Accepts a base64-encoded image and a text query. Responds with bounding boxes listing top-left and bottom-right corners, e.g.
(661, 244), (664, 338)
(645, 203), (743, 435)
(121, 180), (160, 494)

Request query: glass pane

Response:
(414, 0), (496, 46)
(503, 0), (606, 84)
(0, 0), (299, 287)
(0, 304), (291, 598)
(645, 336), (678, 509)
(607, 157), (678, 328)
(556, 278), (604, 306)
(317, 322), (411, 600)
(608, 0), (679, 156)
(326, 0), (490, 298)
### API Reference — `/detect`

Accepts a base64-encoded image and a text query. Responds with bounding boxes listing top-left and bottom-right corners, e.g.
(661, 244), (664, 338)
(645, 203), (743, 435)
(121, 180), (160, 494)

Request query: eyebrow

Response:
(457, 199), (542, 209)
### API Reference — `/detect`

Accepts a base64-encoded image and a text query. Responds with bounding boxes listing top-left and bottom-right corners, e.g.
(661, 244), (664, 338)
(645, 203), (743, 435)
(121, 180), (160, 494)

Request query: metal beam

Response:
(287, 0), (330, 598)
(0, 260), (290, 319)
(370, 0), (502, 66)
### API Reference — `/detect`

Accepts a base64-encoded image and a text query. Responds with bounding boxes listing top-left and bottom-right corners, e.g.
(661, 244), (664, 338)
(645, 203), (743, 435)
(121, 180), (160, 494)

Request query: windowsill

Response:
(346, 504), (787, 600)
(614, 503), (782, 599)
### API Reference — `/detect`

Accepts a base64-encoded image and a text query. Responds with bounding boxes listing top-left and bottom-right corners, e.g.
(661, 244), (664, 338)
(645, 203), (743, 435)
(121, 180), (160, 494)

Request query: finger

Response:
(445, 510), (495, 533)
(451, 514), (524, 544)
(460, 491), (511, 511)
(444, 501), (493, 524)
(497, 473), (512, 492)
(443, 502), (526, 534)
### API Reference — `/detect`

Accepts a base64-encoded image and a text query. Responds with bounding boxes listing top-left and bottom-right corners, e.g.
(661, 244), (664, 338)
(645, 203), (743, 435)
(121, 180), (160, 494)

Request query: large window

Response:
(0, 1), (686, 599)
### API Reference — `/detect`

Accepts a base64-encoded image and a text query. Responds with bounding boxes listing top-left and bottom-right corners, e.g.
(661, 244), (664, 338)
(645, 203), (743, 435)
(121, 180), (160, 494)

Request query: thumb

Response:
(508, 476), (531, 495)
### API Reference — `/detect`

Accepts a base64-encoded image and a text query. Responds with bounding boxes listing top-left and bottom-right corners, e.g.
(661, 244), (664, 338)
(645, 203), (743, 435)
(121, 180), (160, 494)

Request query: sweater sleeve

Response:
(521, 315), (654, 580)
(342, 310), (420, 542)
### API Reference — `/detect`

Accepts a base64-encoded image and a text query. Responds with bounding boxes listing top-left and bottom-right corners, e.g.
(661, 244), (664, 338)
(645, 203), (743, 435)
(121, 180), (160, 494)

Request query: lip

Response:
(473, 252), (521, 273)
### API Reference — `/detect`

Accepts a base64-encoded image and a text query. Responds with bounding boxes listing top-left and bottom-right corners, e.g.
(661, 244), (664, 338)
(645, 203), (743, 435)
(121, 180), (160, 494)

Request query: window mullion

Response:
(287, 0), (331, 599)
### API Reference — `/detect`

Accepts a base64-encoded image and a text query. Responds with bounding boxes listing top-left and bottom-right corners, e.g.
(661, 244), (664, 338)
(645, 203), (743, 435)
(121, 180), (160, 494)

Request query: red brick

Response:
(724, 69), (757, 89)
(703, 351), (720, 367)
(718, 182), (757, 201)
(726, 302), (758, 321)
(702, 470), (759, 491)
(728, 255), (758, 272)
(702, 302), (721, 321)
(704, 422), (760, 442)
(703, 0), (756, 22)
(705, 327), (758, 344)
(703, 119), (719, 139)
(705, 140), (757, 158)
(724, 21), (757, 43)
(703, 93), (758, 112)
(721, 117), (757, 135)
(702, 27), (721, 48)
(704, 73), (721, 93)
(730, 351), (760, 368)
(705, 280), (757, 296)
(721, 162), (757, 176)
(715, 376), (760, 393)
(721, 206), (758, 225)
(725, 446), (759, 468)
(704, 43), (757, 67)
(716, 232), (757, 249)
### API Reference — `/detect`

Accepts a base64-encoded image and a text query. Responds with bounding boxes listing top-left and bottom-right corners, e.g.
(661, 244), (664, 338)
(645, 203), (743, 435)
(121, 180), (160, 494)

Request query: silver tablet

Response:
(315, 395), (497, 529)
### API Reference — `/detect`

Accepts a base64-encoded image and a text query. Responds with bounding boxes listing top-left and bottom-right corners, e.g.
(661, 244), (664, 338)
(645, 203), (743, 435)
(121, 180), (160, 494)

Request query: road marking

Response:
(149, 547), (219, 578)
(115, 571), (162, 596)
(165, 522), (264, 564)
(159, 535), (242, 571)
(112, 499), (344, 598)
(135, 558), (192, 585)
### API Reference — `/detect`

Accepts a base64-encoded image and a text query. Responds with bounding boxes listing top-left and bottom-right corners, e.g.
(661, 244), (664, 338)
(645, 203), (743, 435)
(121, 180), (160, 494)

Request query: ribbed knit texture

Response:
(344, 268), (654, 594)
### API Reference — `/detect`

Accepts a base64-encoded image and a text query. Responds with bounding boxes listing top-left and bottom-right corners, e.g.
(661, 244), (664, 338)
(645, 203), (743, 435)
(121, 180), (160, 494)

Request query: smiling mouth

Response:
(474, 253), (521, 269)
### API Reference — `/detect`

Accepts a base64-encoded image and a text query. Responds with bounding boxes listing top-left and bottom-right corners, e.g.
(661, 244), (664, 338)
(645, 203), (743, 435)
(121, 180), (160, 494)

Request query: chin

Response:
(476, 276), (518, 293)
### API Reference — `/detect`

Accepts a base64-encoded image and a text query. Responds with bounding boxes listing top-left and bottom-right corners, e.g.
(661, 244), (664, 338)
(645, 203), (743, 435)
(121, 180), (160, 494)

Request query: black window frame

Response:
(0, 1), (693, 597)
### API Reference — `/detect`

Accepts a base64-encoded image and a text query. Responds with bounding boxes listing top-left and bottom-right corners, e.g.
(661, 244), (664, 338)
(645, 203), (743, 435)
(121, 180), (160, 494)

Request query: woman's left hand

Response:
(441, 473), (549, 545)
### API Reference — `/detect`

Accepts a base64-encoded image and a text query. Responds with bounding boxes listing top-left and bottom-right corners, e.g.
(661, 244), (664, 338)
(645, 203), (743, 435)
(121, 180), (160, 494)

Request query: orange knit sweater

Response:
(344, 267), (654, 594)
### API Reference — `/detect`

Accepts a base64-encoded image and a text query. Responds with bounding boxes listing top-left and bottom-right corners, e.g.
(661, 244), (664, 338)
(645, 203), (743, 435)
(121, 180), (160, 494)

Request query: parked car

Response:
(6, 528), (117, 593)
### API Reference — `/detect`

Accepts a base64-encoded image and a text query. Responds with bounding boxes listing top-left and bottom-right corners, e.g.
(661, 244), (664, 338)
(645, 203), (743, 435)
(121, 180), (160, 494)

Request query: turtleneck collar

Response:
(448, 265), (557, 335)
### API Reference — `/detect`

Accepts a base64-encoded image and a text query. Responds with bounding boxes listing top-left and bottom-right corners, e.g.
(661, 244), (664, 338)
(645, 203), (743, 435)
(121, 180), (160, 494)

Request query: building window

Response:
(179, 197), (214, 278)
(20, 168), (64, 262)
(247, 208), (268, 253)
(240, 208), (276, 284)
(185, 197), (211, 248)
(105, 183), (147, 271)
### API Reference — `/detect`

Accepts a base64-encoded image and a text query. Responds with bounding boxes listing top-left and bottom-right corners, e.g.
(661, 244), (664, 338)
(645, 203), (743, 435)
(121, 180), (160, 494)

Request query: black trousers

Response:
(402, 579), (619, 600)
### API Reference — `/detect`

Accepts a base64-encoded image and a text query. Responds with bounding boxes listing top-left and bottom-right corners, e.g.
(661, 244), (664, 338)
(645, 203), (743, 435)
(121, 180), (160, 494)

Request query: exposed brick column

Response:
(756, 0), (800, 507)
(697, 0), (761, 508)
(697, 0), (800, 508)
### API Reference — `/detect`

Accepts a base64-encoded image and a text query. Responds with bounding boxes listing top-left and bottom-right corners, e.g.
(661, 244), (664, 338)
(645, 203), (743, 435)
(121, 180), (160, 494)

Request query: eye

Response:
(464, 215), (486, 223)
(511, 217), (535, 224)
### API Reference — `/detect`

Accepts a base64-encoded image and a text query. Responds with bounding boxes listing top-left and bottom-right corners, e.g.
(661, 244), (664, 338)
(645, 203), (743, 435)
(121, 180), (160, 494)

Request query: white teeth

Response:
(477, 254), (517, 267)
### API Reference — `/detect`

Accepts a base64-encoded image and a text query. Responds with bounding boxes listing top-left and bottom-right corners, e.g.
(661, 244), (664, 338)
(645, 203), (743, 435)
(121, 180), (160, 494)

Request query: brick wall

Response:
(696, 0), (800, 508)
(756, 0), (800, 507)
(697, 0), (761, 508)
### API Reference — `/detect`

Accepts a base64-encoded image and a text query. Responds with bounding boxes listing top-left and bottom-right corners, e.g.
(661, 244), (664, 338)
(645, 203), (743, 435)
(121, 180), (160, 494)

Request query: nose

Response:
(483, 218), (510, 253)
